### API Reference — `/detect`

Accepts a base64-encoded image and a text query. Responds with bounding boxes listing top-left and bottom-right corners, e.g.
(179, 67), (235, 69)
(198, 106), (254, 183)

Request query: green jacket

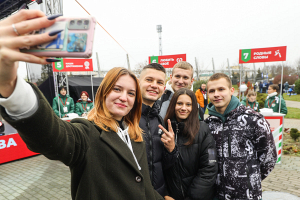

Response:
(52, 94), (75, 117)
(241, 98), (260, 112)
(0, 84), (163, 200)
(75, 101), (94, 116)
(264, 95), (288, 114)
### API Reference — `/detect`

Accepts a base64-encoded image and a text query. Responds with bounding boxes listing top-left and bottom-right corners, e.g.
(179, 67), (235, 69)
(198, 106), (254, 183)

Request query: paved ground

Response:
(262, 155), (300, 198)
(1, 153), (300, 199)
(0, 155), (70, 200)
(285, 100), (300, 109)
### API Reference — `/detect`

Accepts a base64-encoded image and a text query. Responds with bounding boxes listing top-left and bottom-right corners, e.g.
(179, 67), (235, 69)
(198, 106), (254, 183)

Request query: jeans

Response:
(202, 105), (207, 114)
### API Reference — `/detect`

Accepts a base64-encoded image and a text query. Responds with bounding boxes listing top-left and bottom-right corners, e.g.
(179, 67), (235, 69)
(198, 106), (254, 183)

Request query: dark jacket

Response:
(159, 90), (204, 121)
(0, 84), (163, 200)
(164, 120), (218, 200)
(205, 102), (277, 200)
(139, 102), (178, 197)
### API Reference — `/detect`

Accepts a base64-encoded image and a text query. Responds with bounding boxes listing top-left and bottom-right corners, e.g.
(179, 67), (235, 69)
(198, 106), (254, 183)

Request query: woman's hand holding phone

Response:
(158, 119), (175, 153)
(0, 10), (62, 97)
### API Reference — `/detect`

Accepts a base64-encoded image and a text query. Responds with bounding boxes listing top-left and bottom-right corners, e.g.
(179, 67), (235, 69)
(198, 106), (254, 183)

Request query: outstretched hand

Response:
(158, 119), (175, 152)
(0, 10), (60, 97)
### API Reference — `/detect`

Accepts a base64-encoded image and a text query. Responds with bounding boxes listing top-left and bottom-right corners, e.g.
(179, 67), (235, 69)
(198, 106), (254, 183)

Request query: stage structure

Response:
(0, 0), (38, 19)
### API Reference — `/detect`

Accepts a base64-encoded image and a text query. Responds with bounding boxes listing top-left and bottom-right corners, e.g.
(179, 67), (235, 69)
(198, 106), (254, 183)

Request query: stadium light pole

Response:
(156, 25), (162, 56)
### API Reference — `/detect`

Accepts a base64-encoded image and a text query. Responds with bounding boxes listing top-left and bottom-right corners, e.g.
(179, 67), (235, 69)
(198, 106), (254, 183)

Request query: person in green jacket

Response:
(264, 84), (288, 114)
(52, 86), (75, 118)
(241, 90), (260, 112)
(75, 91), (94, 117)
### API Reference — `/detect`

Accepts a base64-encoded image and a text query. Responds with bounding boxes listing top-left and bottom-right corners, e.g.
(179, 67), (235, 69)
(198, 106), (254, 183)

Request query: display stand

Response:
(260, 112), (285, 164)
(0, 121), (39, 164)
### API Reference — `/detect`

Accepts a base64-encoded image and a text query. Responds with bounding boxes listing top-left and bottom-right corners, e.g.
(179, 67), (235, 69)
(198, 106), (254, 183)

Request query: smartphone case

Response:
(21, 16), (96, 58)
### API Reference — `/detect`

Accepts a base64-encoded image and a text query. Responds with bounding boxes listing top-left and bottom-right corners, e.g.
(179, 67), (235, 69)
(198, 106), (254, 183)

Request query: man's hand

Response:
(158, 119), (175, 152)
(164, 196), (174, 200)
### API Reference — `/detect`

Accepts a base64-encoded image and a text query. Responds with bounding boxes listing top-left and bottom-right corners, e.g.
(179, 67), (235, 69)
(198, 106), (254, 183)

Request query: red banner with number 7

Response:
(239, 46), (286, 64)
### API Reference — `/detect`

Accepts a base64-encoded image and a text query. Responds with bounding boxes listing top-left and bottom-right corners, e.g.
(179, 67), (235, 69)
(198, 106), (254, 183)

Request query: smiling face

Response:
(105, 75), (136, 121)
(175, 94), (192, 122)
(207, 78), (234, 114)
(170, 68), (194, 92)
(81, 93), (88, 101)
(248, 95), (256, 102)
(139, 68), (165, 107)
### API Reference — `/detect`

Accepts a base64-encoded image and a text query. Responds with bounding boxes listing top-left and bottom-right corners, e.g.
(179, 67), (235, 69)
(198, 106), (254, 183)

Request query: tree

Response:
(245, 73), (249, 83)
(295, 79), (300, 94)
(133, 60), (148, 77)
(273, 74), (298, 85)
(256, 68), (262, 79)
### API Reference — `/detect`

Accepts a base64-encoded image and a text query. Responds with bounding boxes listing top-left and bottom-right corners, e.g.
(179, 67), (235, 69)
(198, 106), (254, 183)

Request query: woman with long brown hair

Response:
(0, 10), (163, 199)
(161, 88), (217, 200)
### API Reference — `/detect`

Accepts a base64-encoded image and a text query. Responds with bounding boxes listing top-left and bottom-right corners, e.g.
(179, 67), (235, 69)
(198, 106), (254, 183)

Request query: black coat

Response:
(164, 120), (218, 200)
(139, 102), (178, 197)
(0, 84), (164, 200)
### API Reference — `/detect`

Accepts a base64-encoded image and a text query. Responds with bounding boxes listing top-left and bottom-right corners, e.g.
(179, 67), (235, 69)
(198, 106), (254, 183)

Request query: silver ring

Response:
(12, 24), (20, 36)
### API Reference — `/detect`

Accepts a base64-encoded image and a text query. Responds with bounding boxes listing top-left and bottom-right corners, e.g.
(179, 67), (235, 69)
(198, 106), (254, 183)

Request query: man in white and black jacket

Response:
(205, 73), (277, 200)
(139, 63), (178, 200)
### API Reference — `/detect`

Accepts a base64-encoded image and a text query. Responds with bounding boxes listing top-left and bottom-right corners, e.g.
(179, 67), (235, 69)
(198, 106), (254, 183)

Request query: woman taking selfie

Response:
(160, 88), (218, 200)
(0, 10), (163, 200)
(75, 91), (93, 117)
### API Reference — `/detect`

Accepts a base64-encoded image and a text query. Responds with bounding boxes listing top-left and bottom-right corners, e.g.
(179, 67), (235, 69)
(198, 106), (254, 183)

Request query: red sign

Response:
(0, 134), (39, 164)
(53, 58), (93, 72)
(239, 46), (286, 64)
(149, 54), (186, 68)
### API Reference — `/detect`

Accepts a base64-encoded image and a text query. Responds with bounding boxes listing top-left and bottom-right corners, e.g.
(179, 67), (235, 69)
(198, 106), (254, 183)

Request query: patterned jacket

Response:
(205, 105), (277, 200)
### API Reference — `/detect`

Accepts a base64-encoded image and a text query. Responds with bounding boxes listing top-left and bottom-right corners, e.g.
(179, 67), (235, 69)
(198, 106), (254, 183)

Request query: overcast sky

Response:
(19, 0), (300, 77)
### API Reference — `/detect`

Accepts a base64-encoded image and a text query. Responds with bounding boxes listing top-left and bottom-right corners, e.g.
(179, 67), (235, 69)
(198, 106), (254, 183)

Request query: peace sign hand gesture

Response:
(158, 119), (175, 153)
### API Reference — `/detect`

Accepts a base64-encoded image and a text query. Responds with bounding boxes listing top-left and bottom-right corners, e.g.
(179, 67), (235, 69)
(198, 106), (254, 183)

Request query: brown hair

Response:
(247, 90), (257, 97)
(141, 63), (166, 74)
(207, 73), (232, 88)
(87, 67), (143, 142)
(172, 61), (194, 77)
(246, 90), (257, 105)
(269, 84), (279, 93)
(164, 88), (200, 146)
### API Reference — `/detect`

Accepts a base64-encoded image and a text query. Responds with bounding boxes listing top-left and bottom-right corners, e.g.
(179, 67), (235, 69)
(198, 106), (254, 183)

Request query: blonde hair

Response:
(247, 90), (257, 97)
(172, 61), (194, 77)
(87, 67), (143, 142)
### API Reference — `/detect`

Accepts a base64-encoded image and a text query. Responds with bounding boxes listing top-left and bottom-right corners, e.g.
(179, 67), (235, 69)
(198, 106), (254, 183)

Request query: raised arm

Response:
(0, 10), (61, 98)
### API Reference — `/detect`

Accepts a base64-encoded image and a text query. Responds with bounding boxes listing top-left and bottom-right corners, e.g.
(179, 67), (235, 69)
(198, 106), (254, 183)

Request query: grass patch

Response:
(285, 107), (300, 119)
(232, 84), (238, 91)
(283, 93), (300, 102)
(283, 129), (300, 157)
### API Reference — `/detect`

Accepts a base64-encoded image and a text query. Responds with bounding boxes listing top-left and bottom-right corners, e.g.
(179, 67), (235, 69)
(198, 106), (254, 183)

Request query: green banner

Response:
(54, 58), (64, 71)
(241, 49), (251, 62)
(150, 56), (159, 64)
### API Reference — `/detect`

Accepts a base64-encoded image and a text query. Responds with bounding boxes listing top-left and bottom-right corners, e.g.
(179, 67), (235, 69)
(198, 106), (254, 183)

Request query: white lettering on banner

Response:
(254, 56), (268, 59)
(253, 51), (272, 55)
(160, 58), (174, 62)
(160, 62), (169, 65)
(0, 138), (17, 149)
(66, 65), (83, 68)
